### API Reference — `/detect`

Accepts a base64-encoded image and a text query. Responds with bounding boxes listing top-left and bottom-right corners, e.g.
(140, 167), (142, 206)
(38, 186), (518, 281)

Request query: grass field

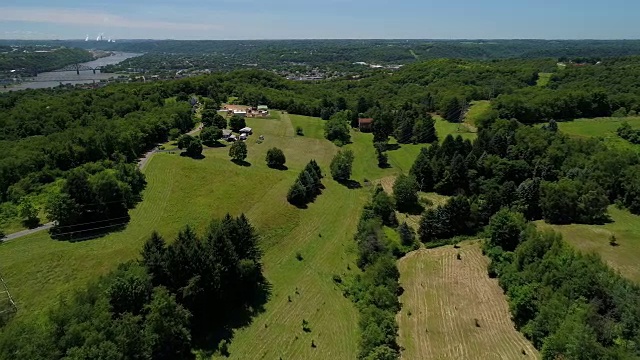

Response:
(464, 100), (491, 128)
(434, 115), (477, 142)
(0, 109), (481, 358)
(536, 206), (640, 283)
(536, 72), (552, 86)
(558, 117), (640, 150)
(397, 241), (539, 359)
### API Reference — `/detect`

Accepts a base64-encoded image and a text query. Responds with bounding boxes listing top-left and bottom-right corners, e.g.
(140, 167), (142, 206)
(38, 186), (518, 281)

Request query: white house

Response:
(239, 127), (253, 134)
(233, 110), (247, 118)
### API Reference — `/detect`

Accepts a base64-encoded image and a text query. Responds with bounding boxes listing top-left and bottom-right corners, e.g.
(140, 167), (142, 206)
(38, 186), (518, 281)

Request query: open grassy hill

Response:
(0, 111), (453, 358)
(558, 116), (640, 150)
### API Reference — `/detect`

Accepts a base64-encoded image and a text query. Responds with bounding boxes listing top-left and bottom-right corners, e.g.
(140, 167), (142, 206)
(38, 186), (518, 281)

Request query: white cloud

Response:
(0, 7), (221, 32)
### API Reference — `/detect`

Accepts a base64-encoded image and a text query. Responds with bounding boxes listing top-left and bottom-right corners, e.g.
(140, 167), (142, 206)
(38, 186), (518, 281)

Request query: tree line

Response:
(485, 209), (640, 359)
(408, 117), (640, 244)
(0, 214), (268, 359)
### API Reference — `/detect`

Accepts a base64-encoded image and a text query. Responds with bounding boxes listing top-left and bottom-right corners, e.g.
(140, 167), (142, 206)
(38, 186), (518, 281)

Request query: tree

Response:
(371, 187), (396, 226)
(443, 96), (462, 122)
(397, 222), (416, 247)
(201, 109), (226, 129)
(487, 209), (527, 251)
(169, 128), (181, 140)
(287, 181), (307, 206)
(410, 148), (435, 192)
(177, 134), (194, 150)
(141, 231), (168, 286)
(392, 174), (419, 213)
(413, 116), (437, 143)
(18, 199), (39, 228)
(185, 138), (203, 158)
(144, 287), (192, 360)
(229, 115), (246, 132)
(200, 127), (222, 146)
(229, 141), (248, 162)
(265, 147), (286, 168)
(325, 111), (351, 145)
(330, 149), (354, 182)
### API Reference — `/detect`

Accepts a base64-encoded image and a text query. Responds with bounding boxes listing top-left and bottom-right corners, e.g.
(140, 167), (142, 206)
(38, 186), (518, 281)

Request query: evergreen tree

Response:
(141, 231), (168, 286)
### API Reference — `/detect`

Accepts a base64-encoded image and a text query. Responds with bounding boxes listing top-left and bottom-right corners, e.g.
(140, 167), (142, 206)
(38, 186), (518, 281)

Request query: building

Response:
(233, 110), (247, 118)
(257, 105), (269, 111)
(222, 129), (233, 139)
(239, 127), (253, 134)
(358, 118), (374, 132)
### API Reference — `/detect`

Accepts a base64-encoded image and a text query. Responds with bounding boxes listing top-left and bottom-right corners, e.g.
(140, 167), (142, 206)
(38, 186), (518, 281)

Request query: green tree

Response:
(330, 149), (354, 182)
(442, 96), (462, 122)
(141, 231), (168, 286)
(397, 222), (416, 247)
(169, 128), (181, 140)
(487, 209), (527, 251)
(413, 116), (437, 143)
(229, 141), (248, 162)
(144, 287), (192, 360)
(106, 262), (152, 316)
(325, 111), (351, 145)
(265, 147), (286, 168)
(229, 115), (246, 132)
(200, 127), (222, 146)
(177, 134), (194, 150)
(371, 187), (397, 226)
(392, 174), (419, 213)
(185, 138), (203, 158)
(287, 181), (307, 206)
(18, 199), (39, 228)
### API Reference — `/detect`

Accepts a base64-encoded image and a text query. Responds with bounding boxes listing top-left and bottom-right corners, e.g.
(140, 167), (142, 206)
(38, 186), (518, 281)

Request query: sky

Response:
(0, 0), (639, 40)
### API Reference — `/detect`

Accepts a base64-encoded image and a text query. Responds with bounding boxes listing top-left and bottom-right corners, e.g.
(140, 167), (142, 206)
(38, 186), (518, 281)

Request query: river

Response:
(1, 52), (141, 92)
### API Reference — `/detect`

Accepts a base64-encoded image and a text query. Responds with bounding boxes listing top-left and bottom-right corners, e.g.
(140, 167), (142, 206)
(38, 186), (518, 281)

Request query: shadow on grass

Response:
(231, 159), (251, 167)
(180, 152), (206, 160)
(23, 219), (41, 229)
(398, 202), (425, 215)
(50, 217), (130, 242)
(337, 179), (362, 189)
(385, 143), (402, 151)
(204, 141), (227, 148)
(192, 280), (272, 357)
(267, 164), (288, 171)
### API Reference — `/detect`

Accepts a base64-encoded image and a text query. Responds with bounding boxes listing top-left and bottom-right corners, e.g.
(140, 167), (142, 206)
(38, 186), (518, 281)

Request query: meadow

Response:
(0, 111), (436, 358)
(396, 241), (539, 359)
(558, 116), (640, 150)
(536, 206), (640, 283)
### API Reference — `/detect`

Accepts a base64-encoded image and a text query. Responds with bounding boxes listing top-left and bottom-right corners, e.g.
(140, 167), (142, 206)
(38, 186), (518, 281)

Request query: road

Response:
(3, 123), (203, 242)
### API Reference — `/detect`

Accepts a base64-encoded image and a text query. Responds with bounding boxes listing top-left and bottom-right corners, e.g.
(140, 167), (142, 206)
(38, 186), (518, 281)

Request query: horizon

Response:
(2, 1), (640, 40)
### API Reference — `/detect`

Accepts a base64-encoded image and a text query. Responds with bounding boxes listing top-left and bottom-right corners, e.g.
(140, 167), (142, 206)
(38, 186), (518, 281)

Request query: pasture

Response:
(558, 117), (640, 150)
(536, 206), (640, 283)
(0, 109), (480, 358)
(396, 242), (539, 359)
(464, 100), (491, 128)
(536, 72), (552, 86)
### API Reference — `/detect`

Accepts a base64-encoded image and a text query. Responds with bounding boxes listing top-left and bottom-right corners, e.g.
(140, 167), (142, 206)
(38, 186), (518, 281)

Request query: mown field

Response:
(0, 111), (453, 358)
(537, 206), (640, 283)
(558, 117), (640, 150)
(396, 242), (539, 359)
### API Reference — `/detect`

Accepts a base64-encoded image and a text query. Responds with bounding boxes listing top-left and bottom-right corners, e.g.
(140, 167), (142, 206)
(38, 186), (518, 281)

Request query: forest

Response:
(0, 214), (267, 359)
(0, 47), (93, 75)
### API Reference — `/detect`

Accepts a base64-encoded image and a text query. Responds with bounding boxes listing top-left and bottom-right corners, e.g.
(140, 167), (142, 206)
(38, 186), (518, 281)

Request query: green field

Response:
(536, 206), (640, 283)
(558, 117), (640, 150)
(434, 115), (477, 142)
(536, 72), (552, 86)
(0, 110), (474, 358)
(464, 100), (491, 128)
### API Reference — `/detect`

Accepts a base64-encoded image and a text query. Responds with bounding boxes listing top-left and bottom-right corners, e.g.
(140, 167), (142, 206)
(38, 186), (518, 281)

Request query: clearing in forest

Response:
(397, 241), (539, 360)
(558, 117), (640, 150)
(464, 100), (491, 128)
(536, 206), (640, 283)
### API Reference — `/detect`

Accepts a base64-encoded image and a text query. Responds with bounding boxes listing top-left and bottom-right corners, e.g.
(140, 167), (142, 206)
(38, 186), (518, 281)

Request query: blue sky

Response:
(0, 0), (639, 40)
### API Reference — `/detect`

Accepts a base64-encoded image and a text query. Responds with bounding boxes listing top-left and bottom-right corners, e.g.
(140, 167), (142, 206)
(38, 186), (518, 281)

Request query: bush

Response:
(265, 147), (286, 168)
(229, 141), (248, 162)
(330, 149), (354, 182)
(296, 126), (304, 136)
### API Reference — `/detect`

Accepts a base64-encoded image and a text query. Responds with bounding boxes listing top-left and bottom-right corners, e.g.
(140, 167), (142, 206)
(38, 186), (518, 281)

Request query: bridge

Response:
(50, 63), (105, 75)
